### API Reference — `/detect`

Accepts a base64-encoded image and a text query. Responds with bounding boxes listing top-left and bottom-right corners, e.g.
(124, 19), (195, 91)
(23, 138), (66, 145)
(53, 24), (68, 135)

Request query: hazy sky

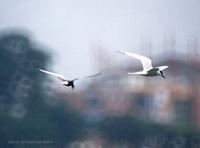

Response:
(0, 0), (200, 78)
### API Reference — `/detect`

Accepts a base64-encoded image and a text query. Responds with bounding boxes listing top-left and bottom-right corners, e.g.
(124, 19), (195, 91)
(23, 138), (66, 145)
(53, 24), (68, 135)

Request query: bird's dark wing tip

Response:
(115, 50), (125, 54)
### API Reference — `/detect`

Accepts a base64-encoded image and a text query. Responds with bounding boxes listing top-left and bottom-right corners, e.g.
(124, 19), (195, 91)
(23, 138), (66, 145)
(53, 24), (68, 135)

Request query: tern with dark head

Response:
(116, 51), (168, 78)
(39, 69), (101, 89)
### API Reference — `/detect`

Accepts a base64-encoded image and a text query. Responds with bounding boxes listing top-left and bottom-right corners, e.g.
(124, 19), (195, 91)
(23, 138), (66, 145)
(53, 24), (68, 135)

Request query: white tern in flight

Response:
(39, 69), (101, 89)
(116, 51), (168, 78)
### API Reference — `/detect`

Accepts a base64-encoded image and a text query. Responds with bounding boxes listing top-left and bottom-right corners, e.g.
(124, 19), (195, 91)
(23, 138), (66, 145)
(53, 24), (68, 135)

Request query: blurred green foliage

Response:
(99, 115), (200, 147)
(0, 31), (85, 148)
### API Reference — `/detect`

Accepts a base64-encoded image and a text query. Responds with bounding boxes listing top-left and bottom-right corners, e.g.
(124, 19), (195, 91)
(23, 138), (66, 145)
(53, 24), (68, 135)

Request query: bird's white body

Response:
(61, 81), (69, 85)
(117, 51), (168, 78)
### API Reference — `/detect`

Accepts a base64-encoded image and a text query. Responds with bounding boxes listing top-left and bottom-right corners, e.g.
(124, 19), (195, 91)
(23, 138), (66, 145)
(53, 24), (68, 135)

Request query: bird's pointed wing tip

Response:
(39, 68), (46, 72)
(115, 50), (126, 54)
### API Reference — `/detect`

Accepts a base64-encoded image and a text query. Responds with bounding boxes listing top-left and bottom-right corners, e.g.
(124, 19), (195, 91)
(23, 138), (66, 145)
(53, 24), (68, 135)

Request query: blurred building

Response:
(57, 54), (200, 127)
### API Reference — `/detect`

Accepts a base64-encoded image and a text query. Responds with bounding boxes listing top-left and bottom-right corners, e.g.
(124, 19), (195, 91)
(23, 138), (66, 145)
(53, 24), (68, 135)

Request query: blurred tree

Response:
(0, 31), (85, 148)
(0, 31), (48, 108)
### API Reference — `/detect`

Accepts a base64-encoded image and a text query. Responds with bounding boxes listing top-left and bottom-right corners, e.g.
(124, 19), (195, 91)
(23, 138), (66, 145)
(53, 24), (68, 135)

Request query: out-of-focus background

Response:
(0, 0), (200, 148)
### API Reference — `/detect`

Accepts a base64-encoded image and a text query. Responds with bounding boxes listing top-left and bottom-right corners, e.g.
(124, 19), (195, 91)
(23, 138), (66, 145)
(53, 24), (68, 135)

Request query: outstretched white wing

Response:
(39, 69), (67, 81)
(116, 51), (153, 71)
(72, 73), (101, 81)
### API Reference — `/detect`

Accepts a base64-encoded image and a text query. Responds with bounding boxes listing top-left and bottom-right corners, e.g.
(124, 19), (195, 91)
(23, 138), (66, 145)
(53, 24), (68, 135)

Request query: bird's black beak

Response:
(160, 71), (166, 79)
(162, 75), (166, 79)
